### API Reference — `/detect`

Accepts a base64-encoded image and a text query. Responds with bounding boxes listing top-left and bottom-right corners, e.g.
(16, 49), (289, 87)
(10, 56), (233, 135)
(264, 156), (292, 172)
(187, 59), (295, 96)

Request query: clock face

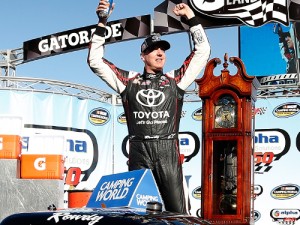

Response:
(215, 95), (237, 128)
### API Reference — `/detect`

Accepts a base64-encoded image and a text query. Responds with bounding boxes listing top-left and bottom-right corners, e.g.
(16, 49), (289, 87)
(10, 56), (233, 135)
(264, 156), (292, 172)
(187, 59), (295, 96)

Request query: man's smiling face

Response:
(142, 46), (166, 73)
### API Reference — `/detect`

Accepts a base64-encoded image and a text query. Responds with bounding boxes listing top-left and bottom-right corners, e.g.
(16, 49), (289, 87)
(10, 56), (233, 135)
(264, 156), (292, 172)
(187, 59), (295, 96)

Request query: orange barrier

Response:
(0, 135), (21, 159)
(20, 154), (64, 179)
(68, 190), (93, 208)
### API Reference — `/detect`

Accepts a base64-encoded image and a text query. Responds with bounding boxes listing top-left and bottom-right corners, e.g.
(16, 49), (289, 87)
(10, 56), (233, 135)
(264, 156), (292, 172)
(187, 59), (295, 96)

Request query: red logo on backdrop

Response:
(270, 209), (300, 224)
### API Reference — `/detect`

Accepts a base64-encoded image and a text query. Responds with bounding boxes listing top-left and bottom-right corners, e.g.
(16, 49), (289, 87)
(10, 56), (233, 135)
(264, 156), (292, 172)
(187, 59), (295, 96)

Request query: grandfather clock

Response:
(195, 54), (259, 225)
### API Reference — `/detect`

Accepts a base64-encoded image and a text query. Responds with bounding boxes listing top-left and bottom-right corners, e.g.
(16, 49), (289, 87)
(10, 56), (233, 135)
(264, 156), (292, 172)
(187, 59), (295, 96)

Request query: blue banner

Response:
(87, 169), (162, 210)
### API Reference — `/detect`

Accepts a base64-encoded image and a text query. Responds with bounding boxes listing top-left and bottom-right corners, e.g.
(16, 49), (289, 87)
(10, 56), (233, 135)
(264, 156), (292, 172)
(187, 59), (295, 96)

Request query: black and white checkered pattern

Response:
(217, 0), (289, 27)
(106, 15), (151, 42)
(154, 0), (288, 34)
(153, 0), (243, 34)
(154, 0), (190, 34)
(255, 162), (273, 174)
(254, 154), (284, 174)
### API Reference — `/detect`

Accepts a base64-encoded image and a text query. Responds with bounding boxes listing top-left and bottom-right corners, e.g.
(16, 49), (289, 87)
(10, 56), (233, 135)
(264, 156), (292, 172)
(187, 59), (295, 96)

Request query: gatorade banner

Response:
(0, 89), (299, 224)
(23, 15), (151, 62)
(22, 0), (295, 63)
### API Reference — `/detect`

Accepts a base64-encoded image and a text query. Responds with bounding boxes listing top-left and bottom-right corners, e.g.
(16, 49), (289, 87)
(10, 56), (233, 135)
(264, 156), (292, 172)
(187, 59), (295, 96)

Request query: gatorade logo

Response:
(34, 157), (46, 171)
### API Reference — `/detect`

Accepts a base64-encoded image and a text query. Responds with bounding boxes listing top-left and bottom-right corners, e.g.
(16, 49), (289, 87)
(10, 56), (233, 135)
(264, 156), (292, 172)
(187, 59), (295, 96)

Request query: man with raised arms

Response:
(88, 0), (211, 214)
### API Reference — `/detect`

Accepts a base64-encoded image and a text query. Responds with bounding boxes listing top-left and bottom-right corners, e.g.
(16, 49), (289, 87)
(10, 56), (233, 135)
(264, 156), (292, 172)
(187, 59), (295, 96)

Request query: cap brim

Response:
(143, 40), (170, 52)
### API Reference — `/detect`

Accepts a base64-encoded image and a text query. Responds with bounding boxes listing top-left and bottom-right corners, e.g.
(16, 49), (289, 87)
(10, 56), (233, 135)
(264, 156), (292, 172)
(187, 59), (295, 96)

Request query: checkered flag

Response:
(254, 153), (284, 174)
(216, 0), (289, 27)
(154, 0), (243, 34)
(154, 0), (288, 34)
(106, 15), (151, 42)
(255, 162), (274, 174)
(154, 0), (190, 34)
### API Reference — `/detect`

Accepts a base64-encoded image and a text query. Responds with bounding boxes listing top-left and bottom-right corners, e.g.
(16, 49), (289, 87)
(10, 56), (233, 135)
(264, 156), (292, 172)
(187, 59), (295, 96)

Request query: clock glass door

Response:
(212, 140), (237, 215)
(214, 95), (237, 129)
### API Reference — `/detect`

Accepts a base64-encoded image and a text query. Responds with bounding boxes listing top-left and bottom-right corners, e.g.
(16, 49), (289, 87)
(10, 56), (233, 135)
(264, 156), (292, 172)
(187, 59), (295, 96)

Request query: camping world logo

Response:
(189, 0), (289, 27)
(271, 184), (300, 200)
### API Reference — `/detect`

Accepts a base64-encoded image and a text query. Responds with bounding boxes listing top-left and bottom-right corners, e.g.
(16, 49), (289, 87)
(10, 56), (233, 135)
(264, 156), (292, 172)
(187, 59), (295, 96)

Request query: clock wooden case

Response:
(195, 54), (259, 225)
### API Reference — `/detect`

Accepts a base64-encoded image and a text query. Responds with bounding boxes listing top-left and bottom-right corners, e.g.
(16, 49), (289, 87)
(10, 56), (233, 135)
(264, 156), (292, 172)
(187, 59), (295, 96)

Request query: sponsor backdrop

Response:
(1, 90), (299, 224)
(253, 97), (300, 225)
(0, 90), (114, 204)
(1, 0), (297, 223)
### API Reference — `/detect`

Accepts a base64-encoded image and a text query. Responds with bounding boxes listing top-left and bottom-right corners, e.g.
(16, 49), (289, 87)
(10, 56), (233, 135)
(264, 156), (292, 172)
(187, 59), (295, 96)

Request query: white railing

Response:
(0, 76), (113, 103)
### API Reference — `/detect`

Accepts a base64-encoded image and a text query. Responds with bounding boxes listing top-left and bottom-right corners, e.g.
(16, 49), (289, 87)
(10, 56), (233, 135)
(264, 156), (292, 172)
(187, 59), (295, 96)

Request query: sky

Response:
(0, 0), (239, 94)
(240, 23), (292, 76)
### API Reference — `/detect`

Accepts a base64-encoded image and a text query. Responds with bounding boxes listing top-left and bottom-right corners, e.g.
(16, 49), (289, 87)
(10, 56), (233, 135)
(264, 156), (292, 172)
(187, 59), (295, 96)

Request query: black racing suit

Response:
(88, 17), (210, 214)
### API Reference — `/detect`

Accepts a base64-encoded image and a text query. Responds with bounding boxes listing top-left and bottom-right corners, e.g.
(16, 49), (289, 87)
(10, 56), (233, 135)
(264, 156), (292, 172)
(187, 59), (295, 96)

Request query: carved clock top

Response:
(196, 54), (260, 101)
